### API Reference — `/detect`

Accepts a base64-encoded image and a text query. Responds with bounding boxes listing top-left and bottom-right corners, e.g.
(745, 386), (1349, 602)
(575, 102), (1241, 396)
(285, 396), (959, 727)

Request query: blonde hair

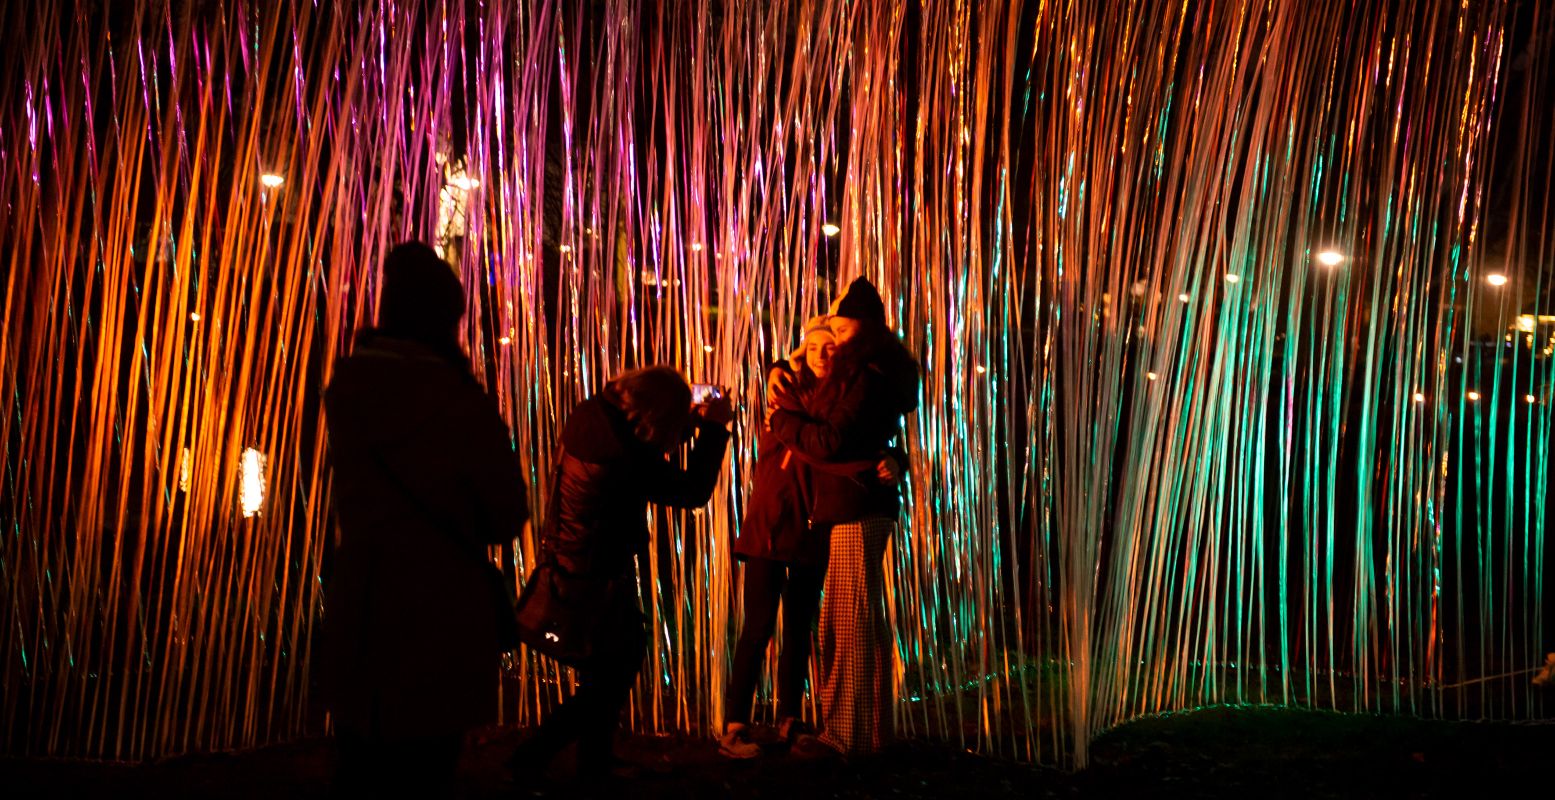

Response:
(603, 366), (693, 449)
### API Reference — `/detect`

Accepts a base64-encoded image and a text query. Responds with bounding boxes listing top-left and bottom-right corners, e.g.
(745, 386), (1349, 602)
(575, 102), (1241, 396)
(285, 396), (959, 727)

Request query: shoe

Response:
(776, 716), (815, 744)
(718, 723), (762, 759)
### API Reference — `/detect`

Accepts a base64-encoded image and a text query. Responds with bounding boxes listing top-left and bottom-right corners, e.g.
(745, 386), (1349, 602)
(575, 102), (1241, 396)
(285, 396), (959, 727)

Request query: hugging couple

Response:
(721, 276), (920, 759)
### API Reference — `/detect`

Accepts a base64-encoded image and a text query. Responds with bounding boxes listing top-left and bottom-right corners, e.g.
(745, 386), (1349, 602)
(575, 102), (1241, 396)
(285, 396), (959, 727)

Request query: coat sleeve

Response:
(639, 422), (731, 508)
(459, 388), (531, 545)
(768, 372), (870, 461)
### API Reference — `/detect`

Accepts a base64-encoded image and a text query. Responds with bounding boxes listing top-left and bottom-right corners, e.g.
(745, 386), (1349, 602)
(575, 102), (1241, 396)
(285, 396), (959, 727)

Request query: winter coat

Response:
(322, 332), (529, 739)
(544, 395), (729, 626)
(735, 363), (888, 565)
(735, 364), (823, 565)
(768, 336), (919, 526)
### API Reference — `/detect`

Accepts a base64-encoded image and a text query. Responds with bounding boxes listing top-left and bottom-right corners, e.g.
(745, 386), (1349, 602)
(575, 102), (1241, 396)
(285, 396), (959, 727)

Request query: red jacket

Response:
(737, 363), (896, 564)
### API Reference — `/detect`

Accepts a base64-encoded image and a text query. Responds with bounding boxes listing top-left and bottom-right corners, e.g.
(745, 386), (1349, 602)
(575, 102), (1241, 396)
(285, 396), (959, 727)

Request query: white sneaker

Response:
(718, 724), (762, 759)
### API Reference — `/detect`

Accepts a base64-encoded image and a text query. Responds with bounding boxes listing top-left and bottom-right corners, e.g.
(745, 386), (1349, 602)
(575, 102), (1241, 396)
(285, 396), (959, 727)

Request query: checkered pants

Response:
(817, 517), (895, 755)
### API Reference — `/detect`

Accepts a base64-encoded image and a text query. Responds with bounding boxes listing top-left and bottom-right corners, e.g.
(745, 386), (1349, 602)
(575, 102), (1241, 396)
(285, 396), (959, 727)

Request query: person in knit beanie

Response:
(830, 276), (887, 328)
(767, 274), (918, 757)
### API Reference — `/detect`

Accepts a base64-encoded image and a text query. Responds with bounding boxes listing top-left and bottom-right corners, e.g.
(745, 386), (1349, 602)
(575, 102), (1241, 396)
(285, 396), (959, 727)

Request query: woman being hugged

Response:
(768, 277), (919, 756)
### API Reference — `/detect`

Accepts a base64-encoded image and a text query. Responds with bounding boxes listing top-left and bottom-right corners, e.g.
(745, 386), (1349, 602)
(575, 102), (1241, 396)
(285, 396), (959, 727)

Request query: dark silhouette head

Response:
(833, 276), (887, 328)
(378, 241), (465, 355)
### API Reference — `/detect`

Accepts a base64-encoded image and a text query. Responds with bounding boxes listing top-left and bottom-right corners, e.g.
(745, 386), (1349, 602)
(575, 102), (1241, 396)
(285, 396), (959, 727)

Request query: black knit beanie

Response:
(834, 276), (886, 326)
(378, 241), (465, 351)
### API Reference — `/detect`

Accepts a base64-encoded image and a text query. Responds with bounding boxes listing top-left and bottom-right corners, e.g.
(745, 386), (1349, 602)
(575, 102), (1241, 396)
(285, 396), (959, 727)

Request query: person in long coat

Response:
(322, 242), (530, 793)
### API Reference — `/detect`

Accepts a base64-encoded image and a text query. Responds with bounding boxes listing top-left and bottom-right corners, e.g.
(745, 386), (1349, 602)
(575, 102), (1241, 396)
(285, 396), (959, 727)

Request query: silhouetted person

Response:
(508, 366), (733, 783)
(322, 242), (529, 795)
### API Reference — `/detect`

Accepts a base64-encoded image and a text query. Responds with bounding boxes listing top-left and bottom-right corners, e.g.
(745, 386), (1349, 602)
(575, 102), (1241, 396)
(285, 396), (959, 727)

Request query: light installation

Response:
(1, 0), (1551, 768)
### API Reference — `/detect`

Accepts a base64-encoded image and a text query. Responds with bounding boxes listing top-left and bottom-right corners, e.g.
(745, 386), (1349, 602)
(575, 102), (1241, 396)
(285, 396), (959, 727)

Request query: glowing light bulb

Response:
(1413, 392), (1426, 404)
(499, 336), (512, 346)
(1486, 273), (1508, 287)
(703, 345), (714, 354)
(189, 312), (201, 322)
(975, 365), (987, 374)
(821, 223), (841, 237)
(1224, 274), (1240, 284)
(239, 447), (266, 518)
(259, 173), (284, 189)
(1516, 315), (1536, 332)
(691, 242), (703, 252)
(1526, 394), (1538, 404)
(1146, 371), (1160, 381)
(1466, 391), (1481, 402)
(559, 244), (572, 254)
(1177, 293), (1191, 303)
(1316, 250), (1345, 267)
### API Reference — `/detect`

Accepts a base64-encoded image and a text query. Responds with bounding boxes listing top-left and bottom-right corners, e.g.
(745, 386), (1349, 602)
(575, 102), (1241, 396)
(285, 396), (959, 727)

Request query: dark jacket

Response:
(735, 364), (824, 565)
(769, 336), (919, 526)
(322, 333), (529, 739)
(547, 395), (729, 583)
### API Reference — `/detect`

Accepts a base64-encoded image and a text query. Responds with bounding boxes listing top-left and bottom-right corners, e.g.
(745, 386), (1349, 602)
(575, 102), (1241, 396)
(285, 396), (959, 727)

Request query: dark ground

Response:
(2, 708), (1549, 798)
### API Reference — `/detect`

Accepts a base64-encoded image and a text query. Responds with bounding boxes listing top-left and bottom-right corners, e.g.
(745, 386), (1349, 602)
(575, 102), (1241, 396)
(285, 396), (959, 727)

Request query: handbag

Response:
(512, 445), (625, 667)
(512, 559), (621, 667)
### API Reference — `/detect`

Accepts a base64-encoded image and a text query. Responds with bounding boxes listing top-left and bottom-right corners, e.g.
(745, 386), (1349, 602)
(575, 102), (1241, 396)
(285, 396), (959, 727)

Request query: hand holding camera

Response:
(692, 384), (735, 427)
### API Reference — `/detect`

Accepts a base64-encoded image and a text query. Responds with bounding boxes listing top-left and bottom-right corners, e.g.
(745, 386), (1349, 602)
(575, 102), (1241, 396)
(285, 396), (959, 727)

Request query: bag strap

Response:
(367, 446), (497, 572)
(537, 443), (566, 563)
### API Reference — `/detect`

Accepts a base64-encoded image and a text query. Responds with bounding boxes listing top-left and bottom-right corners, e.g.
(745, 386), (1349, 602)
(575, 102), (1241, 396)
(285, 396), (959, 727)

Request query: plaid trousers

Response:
(817, 517), (895, 755)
